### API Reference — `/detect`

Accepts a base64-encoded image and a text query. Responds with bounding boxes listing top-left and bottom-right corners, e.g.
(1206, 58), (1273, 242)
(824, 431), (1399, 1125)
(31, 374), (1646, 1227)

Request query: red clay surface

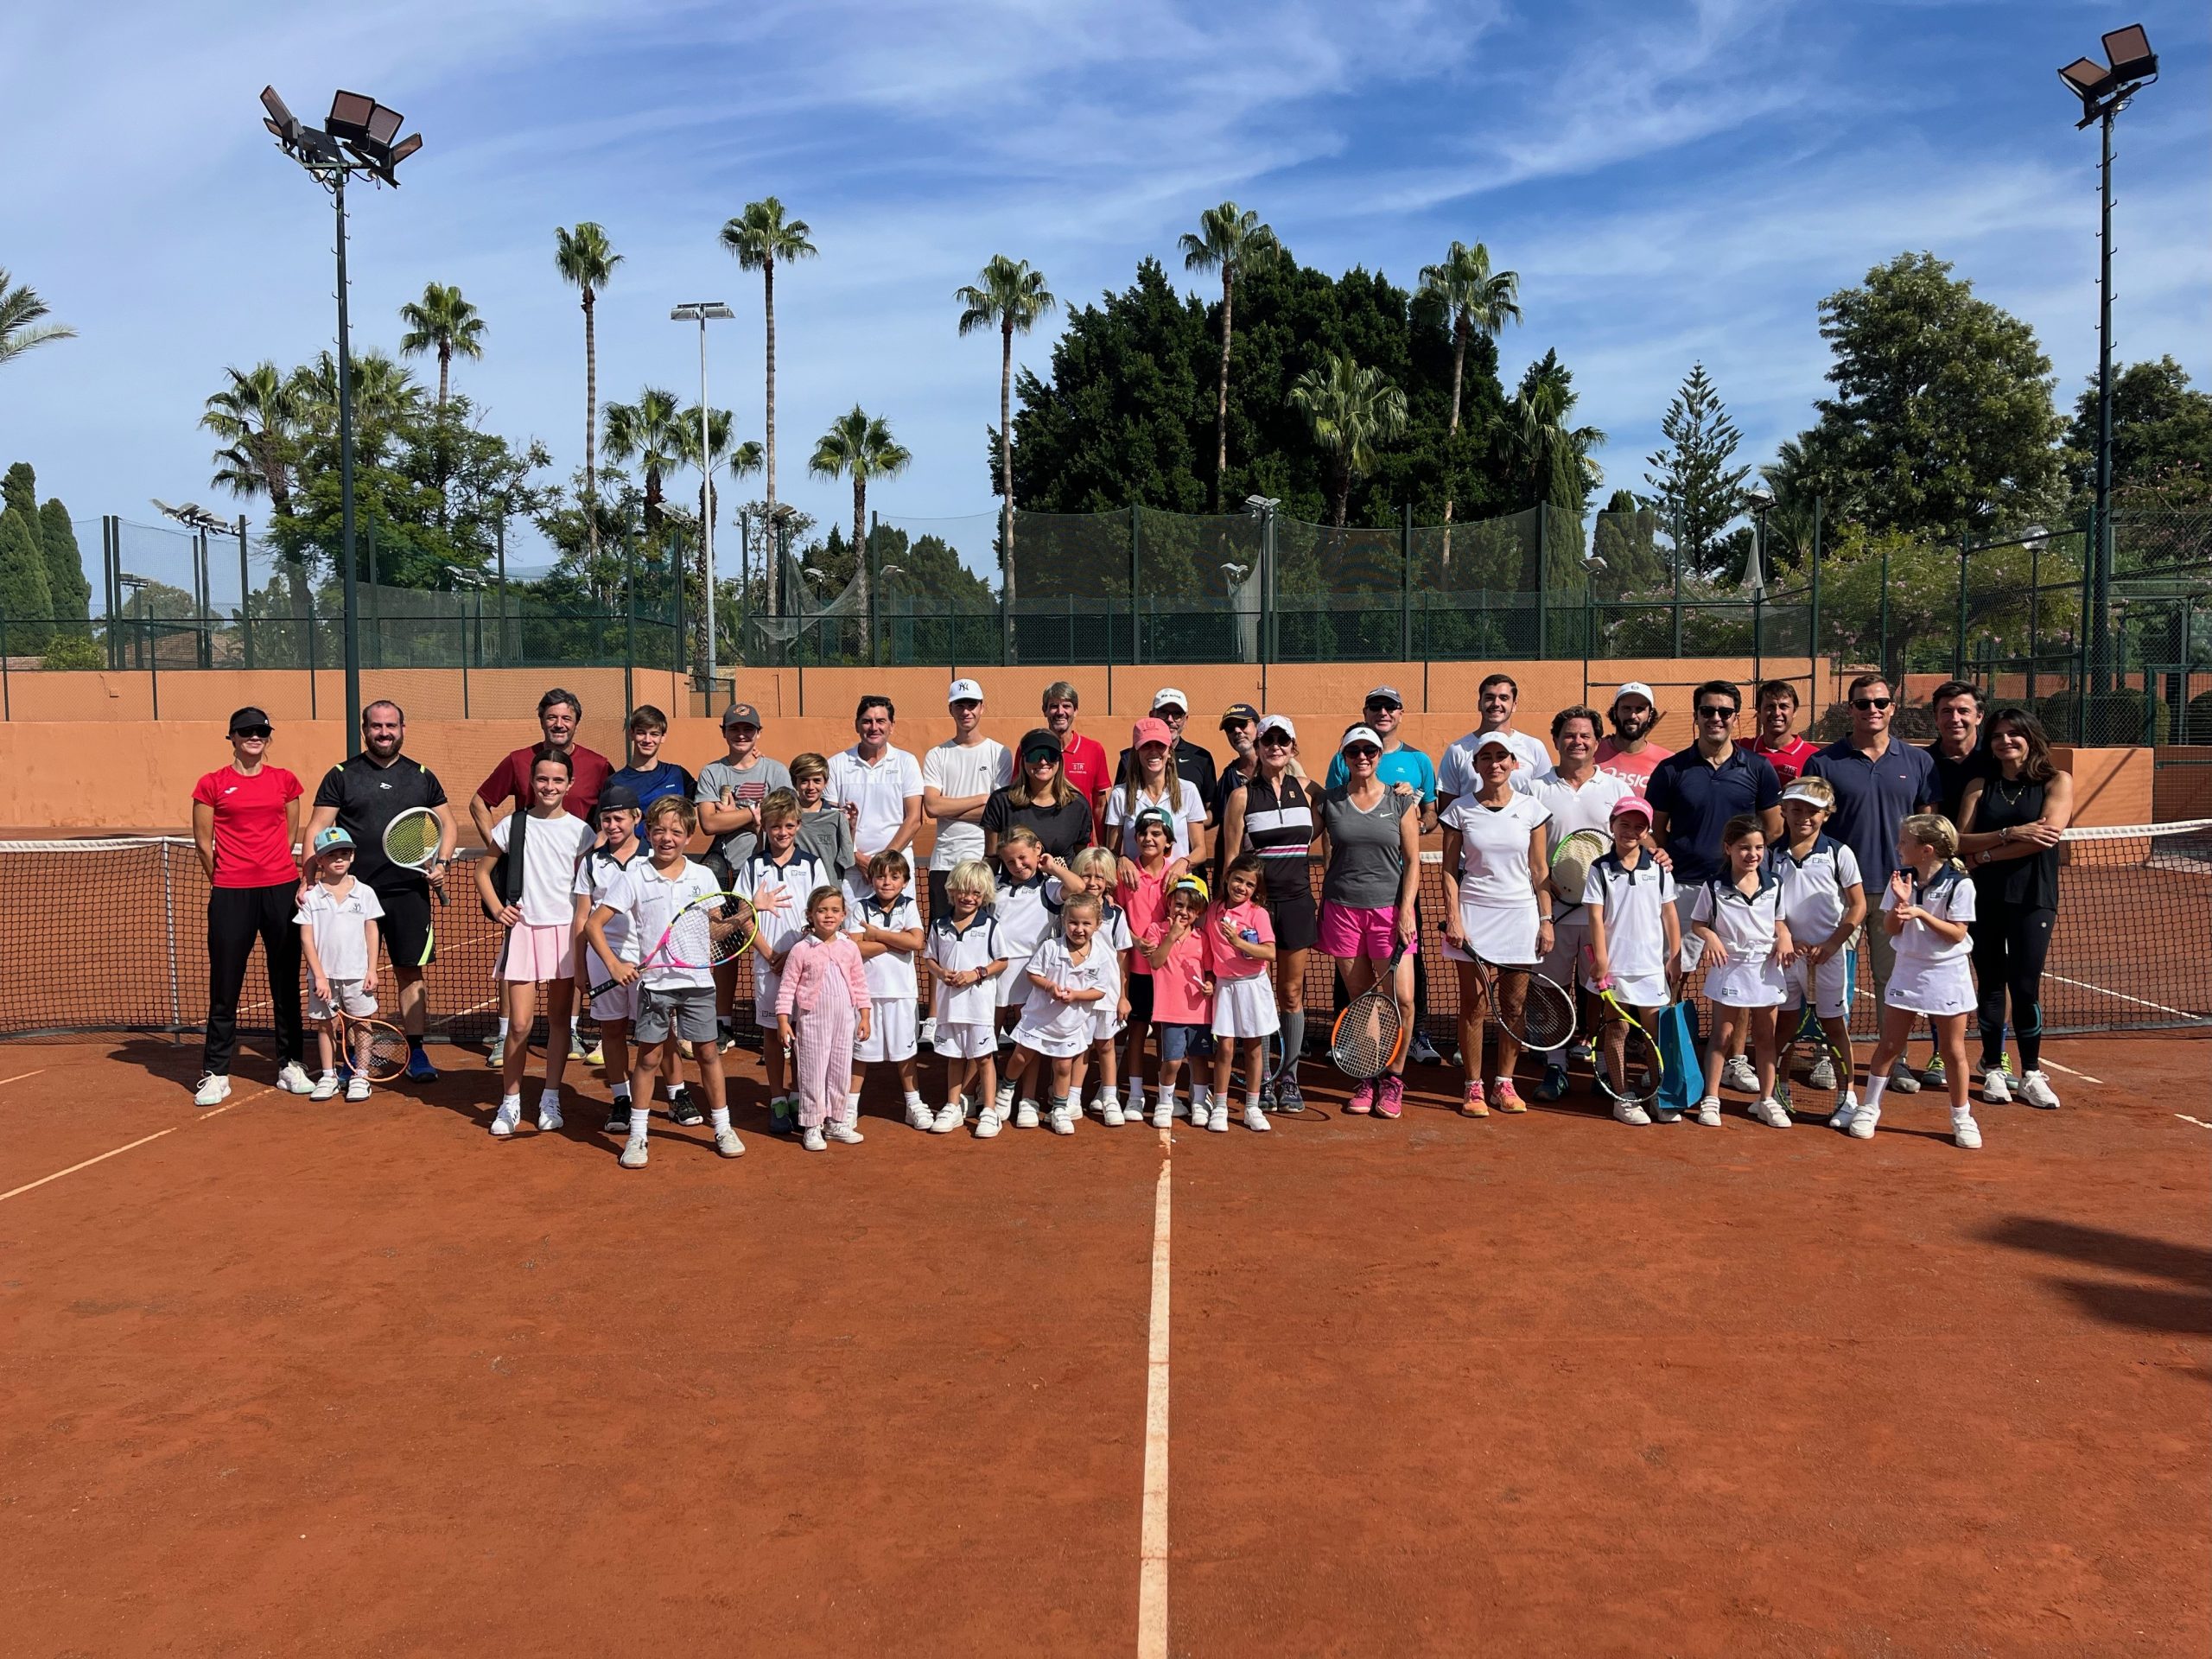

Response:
(3, 1033), (2207, 1656)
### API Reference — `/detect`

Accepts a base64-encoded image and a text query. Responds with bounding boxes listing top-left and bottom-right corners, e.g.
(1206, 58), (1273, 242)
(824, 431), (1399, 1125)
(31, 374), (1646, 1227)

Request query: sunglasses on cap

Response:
(1852, 696), (1893, 710)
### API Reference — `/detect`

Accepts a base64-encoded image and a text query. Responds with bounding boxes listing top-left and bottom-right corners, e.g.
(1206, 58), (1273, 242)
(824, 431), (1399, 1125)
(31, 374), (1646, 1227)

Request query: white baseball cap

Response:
(947, 677), (984, 704)
(1151, 687), (1189, 714)
(1258, 713), (1297, 741)
(1339, 724), (1384, 752)
(1611, 681), (1656, 707)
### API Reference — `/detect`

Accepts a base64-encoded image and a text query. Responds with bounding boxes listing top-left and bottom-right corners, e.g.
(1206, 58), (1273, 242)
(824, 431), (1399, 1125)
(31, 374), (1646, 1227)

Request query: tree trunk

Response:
(1000, 320), (1018, 636)
(1441, 314), (1466, 574)
(852, 475), (868, 639)
(763, 259), (779, 616)
(1332, 466), (1350, 529)
(437, 340), (451, 410)
(582, 285), (600, 563)
(645, 467), (663, 535)
(1213, 273), (1233, 513)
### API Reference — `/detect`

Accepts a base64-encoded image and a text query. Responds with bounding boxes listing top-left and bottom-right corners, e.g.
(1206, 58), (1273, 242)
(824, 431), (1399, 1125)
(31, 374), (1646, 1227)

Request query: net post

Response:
(305, 572), (317, 720)
(102, 516), (118, 670)
(2, 608), (10, 721)
(1535, 505), (1548, 659)
(2027, 531), (2041, 704)
(623, 532), (637, 719)
(162, 841), (181, 1034)
(1878, 535), (1891, 685)
(1808, 496), (1822, 702)
(1128, 501), (1142, 667)
(1400, 503), (1413, 662)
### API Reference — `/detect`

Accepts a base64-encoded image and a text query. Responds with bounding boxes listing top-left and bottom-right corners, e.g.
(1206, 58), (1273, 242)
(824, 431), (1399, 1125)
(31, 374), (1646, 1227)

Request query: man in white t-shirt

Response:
(1438, 671), (1552, 810)
(922, 678), (1013, 921)
(826, 695), (925, 874)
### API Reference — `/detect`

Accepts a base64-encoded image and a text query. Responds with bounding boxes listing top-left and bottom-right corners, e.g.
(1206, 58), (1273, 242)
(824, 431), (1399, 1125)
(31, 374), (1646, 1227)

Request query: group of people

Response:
(187, 665), (2072, 1161)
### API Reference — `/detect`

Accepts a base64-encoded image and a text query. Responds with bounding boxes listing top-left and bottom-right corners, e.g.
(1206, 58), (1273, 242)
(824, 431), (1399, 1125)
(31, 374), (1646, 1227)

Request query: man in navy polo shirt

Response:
(1646, 678), (1783, 979)
(1803, 672), (1939, 1093)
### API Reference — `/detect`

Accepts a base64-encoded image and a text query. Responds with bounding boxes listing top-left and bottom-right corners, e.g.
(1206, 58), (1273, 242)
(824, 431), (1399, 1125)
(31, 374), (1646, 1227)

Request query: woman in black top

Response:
(1956, 708), (2074, 1109)
(982, 728), (1094, 867)
(1220, 714), (1318, 1109)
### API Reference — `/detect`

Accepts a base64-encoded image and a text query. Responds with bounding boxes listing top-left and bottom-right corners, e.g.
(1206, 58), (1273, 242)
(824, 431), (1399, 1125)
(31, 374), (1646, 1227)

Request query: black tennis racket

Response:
(1329, 938), (1410, 1079)
(588, 889), (757, 1000)
(381, 805), (448, 906)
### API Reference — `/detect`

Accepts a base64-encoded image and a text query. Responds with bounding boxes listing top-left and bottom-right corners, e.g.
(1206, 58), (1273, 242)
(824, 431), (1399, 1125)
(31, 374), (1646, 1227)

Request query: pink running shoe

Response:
(1491, 1079), (1529, 1114)
(1346, 1079), (1376, 1115)
(1460, 1081), (1489, 1118)
(1376, 1076), (1405, 1118)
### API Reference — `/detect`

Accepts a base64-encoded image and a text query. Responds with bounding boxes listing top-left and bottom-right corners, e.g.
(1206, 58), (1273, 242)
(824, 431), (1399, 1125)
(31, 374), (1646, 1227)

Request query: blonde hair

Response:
(1059, 893), (1102, 923)
(789, 752), (829, 785)
(645, 796), (696, 832)
(1782, 777), (1835, 810)
(945, 857), (997, 905)
(998, 825), (1043, 853)
(758, 787), (800, 828)
(1069, 845), (1118, 881)
(1901, 811), (1965, 870)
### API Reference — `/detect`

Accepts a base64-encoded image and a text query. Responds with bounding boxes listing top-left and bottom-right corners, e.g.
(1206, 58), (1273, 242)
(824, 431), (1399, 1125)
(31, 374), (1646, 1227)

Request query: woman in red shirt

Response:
(188, 707), (311, 1105)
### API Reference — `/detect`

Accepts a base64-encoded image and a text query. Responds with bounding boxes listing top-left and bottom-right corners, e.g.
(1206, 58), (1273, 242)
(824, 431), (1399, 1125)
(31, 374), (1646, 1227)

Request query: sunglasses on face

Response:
(1024, 752), (1060, 766)
(235, 727), (272, 740)
(1259, 733), (1292, 747)
(1696, 706), (1735, 721)
(1853, 697), (1893, 710)
(1344, 746), (1380, 760)
(1224, 720), (1253, 734)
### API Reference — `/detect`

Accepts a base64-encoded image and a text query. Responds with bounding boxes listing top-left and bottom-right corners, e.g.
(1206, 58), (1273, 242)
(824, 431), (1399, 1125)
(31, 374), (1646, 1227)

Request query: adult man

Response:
(696, 702), (792, 879)
(1646, 679), (1783, 995)
(1748, 679), (1820, 785)
(828, 695), (925, 874)
(1326, 685), (1443, 1063)
(1115, 686), (1218, 804)
(923, 678), (1012, 921)
(1209, 701), (1262, 863)
(1592, 681), (1672, 786)
(1923, 680), (1988, 824)
(1042, 681), (1111, 818)
(1438, 673), (1551, 810)
(305, 699), (456, 1081)
(1802, 673), (1938, 1094)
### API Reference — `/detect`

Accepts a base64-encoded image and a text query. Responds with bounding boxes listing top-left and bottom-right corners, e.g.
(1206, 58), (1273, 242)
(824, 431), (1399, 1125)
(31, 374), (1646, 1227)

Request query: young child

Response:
(1118, 808), (1176, 1120)
(1055, 846), (1135, 1124)
(732, 788), (826, 1135)
(476, 746), (595, 1136)
(1012, 894), (1118, 1135)
(847, 849), (931, 1130)
(1143, 875), (1217, 1129)
(791, 753), (858, 891)
(776, 886), (874, 1152)
(990, 827), (1056, 1057)
(1767, 779), (1866, 1128)
(1206, 854), (1280, 1134)
(295, 826), (385, 1102)
(571, 785), (695, 1135)
(1688, 814), (1794, 1128)
(1852, 814), (1981, 1148)
(583, 796), (739, 1168)
(926, 859), (1007, 1135)
(1581, 797), (1681, 1125)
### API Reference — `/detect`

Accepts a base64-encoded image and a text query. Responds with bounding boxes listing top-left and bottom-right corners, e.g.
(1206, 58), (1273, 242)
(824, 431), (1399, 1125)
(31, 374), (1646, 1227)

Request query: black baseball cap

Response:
(1219, 702), (1260, 729)
(1018, 728), (1064, 764)
(596, 783), (643, 817)
(227, 706), (272, 736)
(722, 702), (763, 729)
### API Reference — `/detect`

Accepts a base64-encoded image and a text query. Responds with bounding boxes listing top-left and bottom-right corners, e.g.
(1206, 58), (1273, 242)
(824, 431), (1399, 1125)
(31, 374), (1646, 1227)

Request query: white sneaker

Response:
(1174, 1094), (1195, 1121)
(490, 1099), (521, 1137)
(619, 1133), (649, 1169)
(1827, 1090), (1859, 1129)
(537, 1098), (563, 1133)
(715, 1126), (745, 1157)
(1847, 1102), (1879, 1140)
(1611, 1099), (1652, 1126)
(931, 1103), (963, 1135)
(582, 1039), (605, 1066)
(1886, 1062), (1921, 1095)
(1243, 1103), (1270, 1133)
(1720, 1055), (1759, 1095)
(345, 1076), (372, 1103)
(2018, 1070), (2061, 1109)
(194, 1073), (231, 1107)
(1014, 1098), (1040, 1129)
(1980, 1065), (2012, 1105)
(829, 1121), (865, 1144)
(1807, 1054), (1837, 1090)
(918, 1016), (938, 1047)
(905, 1100), (935, 1131)
(1952, 1111), (1982, 1149)
(309, 1071), (339, 1101)
(802, 1125), (828, 1151)
(1101, 1098), (1126, 1128)
(276, 1061), (314, 1096)
(1751, 1096), (1794, 1128)
(994, 1082), (1018, 1116)
(1206, 1104), (1229, 1133)
(1151, 1100), (1173, 1129)
(1695, 1097), (1723, 1128)
(1408, 1030), (1443, 1066)
(974, 1108), (1002, 1140)
(1048, 1106), (1075, 1136)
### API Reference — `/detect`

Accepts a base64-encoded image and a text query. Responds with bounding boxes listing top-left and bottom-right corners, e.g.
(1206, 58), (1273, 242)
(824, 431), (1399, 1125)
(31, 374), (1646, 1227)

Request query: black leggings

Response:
(1971, 904), (2054, 1071)
(202, 882), (304, 1076)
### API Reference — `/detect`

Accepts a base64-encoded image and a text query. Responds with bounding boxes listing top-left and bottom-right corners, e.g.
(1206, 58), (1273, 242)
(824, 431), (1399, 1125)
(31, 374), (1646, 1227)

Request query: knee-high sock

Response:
(1274, 1008), (1306, 1080)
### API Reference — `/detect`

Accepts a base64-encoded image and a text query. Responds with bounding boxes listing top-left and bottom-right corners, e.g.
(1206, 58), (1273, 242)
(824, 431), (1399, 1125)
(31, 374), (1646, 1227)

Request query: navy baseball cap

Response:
(597, 783), (643, 817)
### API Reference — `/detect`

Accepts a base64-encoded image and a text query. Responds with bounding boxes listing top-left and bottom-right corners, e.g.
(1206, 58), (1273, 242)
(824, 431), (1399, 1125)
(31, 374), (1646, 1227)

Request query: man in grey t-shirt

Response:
(695, 703), (791, 874)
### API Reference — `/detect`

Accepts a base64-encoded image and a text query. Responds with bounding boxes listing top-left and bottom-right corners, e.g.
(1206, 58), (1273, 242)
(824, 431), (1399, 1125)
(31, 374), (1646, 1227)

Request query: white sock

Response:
(710, 1105), (730, 1131)
(612, 1082), (632, 1101)
(1192, 1082), (1212, 1109)
(663, 1078), (686, 1101)
(1863, 1076), (1889, 1111)
(631, 1109), (649, 1140)
(496, 1017), (511, 1040)
(846, 1091), (863, 1119)
(499, 1091), (520, 1113)
(1246, 1088), (1262, 1111)
(1155, 1083), (1174, 1109)
(904, 1090), (925, 1109)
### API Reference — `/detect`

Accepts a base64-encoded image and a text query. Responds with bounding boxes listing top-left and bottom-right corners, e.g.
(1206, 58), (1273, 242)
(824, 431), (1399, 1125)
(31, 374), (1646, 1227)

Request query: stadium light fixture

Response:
(671, 302), (736, 701)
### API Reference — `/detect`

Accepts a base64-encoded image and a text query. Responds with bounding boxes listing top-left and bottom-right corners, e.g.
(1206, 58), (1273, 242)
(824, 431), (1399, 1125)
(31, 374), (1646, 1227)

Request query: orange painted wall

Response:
(2152, 748), (2212, 823)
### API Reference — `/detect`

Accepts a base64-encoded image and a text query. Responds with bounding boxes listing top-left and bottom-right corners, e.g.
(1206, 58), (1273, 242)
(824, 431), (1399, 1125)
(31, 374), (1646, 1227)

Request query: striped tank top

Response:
(1240, 772), (1316, 899)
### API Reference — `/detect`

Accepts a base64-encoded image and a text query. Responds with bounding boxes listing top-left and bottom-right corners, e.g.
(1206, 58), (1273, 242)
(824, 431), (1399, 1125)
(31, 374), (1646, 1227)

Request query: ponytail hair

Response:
(1901, 811), (1965, 872)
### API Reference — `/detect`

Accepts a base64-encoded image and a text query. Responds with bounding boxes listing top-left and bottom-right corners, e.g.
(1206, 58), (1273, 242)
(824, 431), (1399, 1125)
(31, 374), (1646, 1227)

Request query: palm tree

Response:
(1290, 353), (1408, 527)
(1418, 239), (1521, 563)
(809, 406), (912, 641)
(396, 282), (486, 409)
(1179, 202), (1281, 512)
(201, 362), (304, 517)
(288, 350), (423, 467)
(553, 223), (623, 560)
(1501, 351), (1605, 514)
(0, 270), (74, 366)
(955, 255), (1056, 635)
(602, 387), (687, 533)
(719, 198), (816, 610)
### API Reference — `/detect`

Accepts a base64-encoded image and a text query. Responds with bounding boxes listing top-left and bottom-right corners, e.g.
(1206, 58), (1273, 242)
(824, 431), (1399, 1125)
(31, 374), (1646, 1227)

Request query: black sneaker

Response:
(668, 1089), (705, 1127)
(604, 1099), (633, 1135)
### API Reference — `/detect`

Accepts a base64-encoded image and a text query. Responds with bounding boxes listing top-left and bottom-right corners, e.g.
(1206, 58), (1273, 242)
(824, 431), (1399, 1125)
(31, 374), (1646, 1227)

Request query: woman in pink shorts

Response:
(1312, 724), (1421, 1117)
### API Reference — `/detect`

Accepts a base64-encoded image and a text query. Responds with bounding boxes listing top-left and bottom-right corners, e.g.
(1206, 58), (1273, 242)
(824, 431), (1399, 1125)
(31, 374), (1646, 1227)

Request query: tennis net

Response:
(2, 823), (2208, 1046)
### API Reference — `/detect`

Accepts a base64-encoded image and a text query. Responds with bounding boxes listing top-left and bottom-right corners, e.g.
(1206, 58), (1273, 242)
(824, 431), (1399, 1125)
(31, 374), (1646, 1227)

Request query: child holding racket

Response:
(1580, 797), (1681, 1125)
(776, 886), (874, 1151)
(1207, 854), (1280, 1133)
(733, 789), (827, 1135)
(1768, 779), (1866, 1128)
(1143, 875), (1216, 1129)
(584, 795), (741, 1169)
(925, 859), (1007, 1135)
(1850, 814), (1982, 1148)
(572, 785), (694, 1136)
(476, 747), (595, 1137)
(846, 849), (931, 1130)
(1012, 893), (1118, 1135)
(1688, 815), (1794, 1129)
(296, 827), (385, 1102)
(1118, 809), (1176, 1122)
(1060, 847), (1135, 1124)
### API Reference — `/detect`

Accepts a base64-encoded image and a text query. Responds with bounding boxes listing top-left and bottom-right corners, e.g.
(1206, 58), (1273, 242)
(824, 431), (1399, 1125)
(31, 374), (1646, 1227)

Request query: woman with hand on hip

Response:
(1312, 724), (1421, 1121)
(1220, 713), (1318, 1111)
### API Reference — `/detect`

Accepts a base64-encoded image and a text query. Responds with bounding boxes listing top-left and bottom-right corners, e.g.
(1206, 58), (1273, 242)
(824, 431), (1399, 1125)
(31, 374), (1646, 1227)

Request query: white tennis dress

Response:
(1690, 873), (1787, 1008)
(1881, 867), (1977, 1016)
(1440, 791), (1549, 966)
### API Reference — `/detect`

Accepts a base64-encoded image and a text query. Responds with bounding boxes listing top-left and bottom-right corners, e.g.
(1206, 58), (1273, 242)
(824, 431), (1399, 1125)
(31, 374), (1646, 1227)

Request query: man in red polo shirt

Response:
(1749, 677), (1820, 784)
(1042, 679), (1110, 822)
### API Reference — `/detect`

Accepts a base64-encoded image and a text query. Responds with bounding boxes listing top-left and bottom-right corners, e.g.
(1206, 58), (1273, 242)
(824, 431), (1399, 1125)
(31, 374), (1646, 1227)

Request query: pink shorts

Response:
(1318, 899), (1406, 960)
(501, 921), (575, 982)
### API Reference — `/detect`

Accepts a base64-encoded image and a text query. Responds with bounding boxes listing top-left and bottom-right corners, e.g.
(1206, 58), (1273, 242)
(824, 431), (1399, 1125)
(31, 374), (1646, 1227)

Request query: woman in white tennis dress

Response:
(1439, 733), (1554, 1116)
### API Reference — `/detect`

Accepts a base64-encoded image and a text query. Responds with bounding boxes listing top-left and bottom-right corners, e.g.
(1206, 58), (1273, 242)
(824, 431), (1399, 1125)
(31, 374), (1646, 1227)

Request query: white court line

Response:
(2042, 971), (2207, 1024)
(0, 1085), (273, 1205)
(2040, 1058), (2106, 1086)
(0, 1069), (48, 1089)
(2176, 1115), (2212, 1131)
(1136, 1131), (1173, 1659)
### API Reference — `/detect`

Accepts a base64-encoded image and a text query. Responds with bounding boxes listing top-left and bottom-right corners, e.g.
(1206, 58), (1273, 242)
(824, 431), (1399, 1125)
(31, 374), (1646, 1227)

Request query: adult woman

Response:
(1221, 714), (1318, 1110)
(188, 706), (313, 1106)
(1103, 717), (1208, 873)
(1956, 708), (2073, 1109)
(1313, 724), (1421, 1119)
(1440, 733), (1554, 1117)
(982, 728), (1094, 866)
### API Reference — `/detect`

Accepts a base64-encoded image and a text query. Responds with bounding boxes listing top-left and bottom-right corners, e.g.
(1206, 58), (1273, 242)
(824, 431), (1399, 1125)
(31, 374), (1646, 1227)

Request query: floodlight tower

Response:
(671, 302), (735, 704)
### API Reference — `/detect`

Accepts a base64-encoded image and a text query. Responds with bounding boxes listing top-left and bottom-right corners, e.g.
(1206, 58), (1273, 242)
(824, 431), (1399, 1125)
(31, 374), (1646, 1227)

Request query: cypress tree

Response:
(1, 461), (34, 522)
(0, 505), (55, 651)
(36, 498), (91, 626)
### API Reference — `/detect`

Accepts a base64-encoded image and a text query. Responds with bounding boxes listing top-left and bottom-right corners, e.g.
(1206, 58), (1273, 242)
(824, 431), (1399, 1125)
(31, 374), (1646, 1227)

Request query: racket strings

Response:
(382, 810), (438, 866)
(1602, 1020), (1662, 1104)
(1331, 991), (1402, 1077)
(1511, 976), (1576, 1052)
(351, 1020), (410, 1080)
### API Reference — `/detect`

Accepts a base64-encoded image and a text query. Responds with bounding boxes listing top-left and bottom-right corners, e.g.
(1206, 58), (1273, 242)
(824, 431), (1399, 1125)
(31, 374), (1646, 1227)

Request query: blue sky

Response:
(3, 0), (2207, 588)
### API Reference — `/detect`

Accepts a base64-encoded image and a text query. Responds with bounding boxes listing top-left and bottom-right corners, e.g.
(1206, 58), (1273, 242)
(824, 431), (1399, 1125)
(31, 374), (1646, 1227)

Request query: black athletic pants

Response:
(202, 881), (304, 1077)
(1971, 904), (2054, 1071)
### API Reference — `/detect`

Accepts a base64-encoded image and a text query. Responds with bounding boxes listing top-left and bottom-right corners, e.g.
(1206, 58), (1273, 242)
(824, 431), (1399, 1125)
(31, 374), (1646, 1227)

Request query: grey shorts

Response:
(308, 978), (376, 1020)
(634, 984), (718, 1046)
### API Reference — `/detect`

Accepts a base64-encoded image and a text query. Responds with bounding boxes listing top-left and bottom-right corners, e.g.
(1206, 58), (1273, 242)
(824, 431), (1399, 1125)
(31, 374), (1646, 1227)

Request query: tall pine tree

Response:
(1643, 363), (1749, 579)
(37, 499), (91, 628)
(0, 505), (55, 650)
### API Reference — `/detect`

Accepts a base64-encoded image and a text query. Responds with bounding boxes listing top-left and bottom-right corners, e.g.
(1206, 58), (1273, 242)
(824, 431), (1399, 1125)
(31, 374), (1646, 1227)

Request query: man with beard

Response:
(305, 699), (457, 1081)
(1593, 681), (1672, 786)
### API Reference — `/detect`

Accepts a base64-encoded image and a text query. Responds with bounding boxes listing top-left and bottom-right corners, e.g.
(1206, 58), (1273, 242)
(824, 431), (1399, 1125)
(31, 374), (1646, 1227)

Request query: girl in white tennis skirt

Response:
(1688, 814), (1794, 1129)
(1206, 854), (1281, 1134)
(1012, 894), (1119, 1135)
(1849, 813), (1983, 1149)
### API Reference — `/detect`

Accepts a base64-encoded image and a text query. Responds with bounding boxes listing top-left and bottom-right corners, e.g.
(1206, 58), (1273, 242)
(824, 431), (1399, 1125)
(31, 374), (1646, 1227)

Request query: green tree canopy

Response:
(37, 498), (90, 628)
(1643, 361), (1748, 577)
(0, 505), (55, 647)
(2065, 355), (2212, 509)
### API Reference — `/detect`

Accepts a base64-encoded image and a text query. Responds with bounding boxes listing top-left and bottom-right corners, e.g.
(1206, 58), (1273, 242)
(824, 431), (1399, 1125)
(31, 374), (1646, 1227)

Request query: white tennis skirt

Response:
(995, 953), (1033, 1008)
(1884, 957), (1975, 1017)
(855, 996), (918, 1063)
(1705, 955), (1786, 1009)
(1013, 1017), (1095, 1059)
(1211, 974), (1281, 1039)
(1443, 899), (1540, 967)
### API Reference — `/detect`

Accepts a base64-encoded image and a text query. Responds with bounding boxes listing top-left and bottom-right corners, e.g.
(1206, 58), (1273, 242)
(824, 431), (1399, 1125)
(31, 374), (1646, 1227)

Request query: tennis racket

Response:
(1548, 827), (1609, 904)
(1586, 976), (1664, 1108)
(339, 1012), (411, 1083)
(381, 805), (448, 906)
(1458, 942), (1578, 1052)
(1329, 938), (1410, 1079)
(588, 890), (757, 1000)
(1784, 951), (1858, 1087)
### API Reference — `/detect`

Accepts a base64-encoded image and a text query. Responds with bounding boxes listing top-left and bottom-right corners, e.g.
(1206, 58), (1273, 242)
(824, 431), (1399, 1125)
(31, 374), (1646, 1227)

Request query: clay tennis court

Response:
(4, 1029), (2205, 1655)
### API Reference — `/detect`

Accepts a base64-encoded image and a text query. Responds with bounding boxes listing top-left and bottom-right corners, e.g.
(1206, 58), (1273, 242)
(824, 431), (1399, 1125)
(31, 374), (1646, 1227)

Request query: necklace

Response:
(1991, 773), (2029, 810)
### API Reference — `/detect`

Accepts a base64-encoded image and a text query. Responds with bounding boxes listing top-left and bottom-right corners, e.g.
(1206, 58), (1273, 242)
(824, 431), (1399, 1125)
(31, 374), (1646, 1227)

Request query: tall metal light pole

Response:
(671, 302), (734, 710)
(2058, 25), (2158, 696)
(259, 86), (423, 738)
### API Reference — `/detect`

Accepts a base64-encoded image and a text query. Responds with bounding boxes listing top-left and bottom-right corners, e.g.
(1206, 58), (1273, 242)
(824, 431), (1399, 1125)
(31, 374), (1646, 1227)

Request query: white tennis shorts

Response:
(932, 1020), (996, 1059)
(995, 953), (1033, 1008)
(1783, 950), (1851, 1020)
(590, 978), (639, 1026)
(855, 996), (918, 1063)
(308, 978), (376, 1020)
